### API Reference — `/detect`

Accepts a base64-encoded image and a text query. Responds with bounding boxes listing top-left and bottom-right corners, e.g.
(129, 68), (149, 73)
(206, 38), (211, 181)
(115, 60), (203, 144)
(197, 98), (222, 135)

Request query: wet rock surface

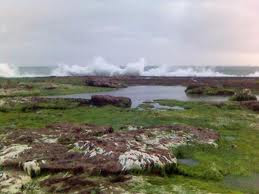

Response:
(40, 174), (99, 193)
(85, 77), (127, 88)
(39, 173), (132, 194)
(83, 76), (259, 90)
(91, 95), (132, 108)
(241, 101), (259, 112)
(0, 123), (219, 177)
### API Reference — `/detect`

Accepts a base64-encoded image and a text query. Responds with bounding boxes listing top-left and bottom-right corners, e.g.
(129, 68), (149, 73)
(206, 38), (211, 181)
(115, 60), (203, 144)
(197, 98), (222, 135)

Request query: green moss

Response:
(0, 77), (113, 97)
(0, 98), (83, 113)
(230, 91), (257, 101)
(21, 181), (43, 194)
(127, 175), (242, 194)
(0, 96), (258, 193)
(185, 85), (235, 96)
(206, 87), (235, 96)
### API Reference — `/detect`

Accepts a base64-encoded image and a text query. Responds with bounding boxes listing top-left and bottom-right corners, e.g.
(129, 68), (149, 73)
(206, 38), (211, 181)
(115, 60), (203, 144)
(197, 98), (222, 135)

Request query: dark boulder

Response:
(185, 84), (204, 95)
(91, 95), (132, 108)
(85, 78), (126, 88)
(43, 83), (58, 90)
(230, 89), (257, 101)
(241, 101), (259, 111)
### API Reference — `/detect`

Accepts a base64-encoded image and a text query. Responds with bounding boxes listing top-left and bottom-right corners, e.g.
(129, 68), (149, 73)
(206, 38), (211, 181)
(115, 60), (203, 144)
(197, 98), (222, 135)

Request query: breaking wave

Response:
(1, 57), (259, 77)
(52, 57), (234, 77)
(247, 71), (259, 77)
(0, 64), (18, 77)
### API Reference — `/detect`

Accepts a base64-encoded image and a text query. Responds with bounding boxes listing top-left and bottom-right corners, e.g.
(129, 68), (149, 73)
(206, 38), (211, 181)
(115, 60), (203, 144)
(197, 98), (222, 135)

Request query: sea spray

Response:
(51, 57), (147, 76)
(1, 57), (259, 77)
(51, 57), (233, 77)
(247, 71), (259, 77)
(0, 64), (18, 77)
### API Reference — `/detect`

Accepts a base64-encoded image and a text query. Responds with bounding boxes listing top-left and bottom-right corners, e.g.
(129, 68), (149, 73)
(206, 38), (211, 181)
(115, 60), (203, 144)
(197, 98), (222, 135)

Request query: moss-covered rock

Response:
(230, 89), (257, 101)
(185, 84), (235, 96)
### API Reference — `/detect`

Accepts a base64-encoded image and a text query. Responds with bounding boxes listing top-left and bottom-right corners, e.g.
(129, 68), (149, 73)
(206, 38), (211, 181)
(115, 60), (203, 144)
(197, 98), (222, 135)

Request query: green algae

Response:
(0, 90), (258, 193)
(127, 175), (243, 194)
(0, 77), (113, 98)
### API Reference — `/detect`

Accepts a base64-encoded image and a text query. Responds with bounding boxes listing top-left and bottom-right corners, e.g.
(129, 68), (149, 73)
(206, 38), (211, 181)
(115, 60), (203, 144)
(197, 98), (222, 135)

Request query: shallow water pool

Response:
(224, 173), (259, 192)
(56, 85), (232, 108)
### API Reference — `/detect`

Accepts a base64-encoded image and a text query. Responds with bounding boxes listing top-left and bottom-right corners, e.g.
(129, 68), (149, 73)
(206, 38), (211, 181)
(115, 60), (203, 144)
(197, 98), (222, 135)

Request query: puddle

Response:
(151, 103), (185, 111)
(178, 159), (199, 167)
(223, 136), (237, 141)
(223, 174), (259, 192)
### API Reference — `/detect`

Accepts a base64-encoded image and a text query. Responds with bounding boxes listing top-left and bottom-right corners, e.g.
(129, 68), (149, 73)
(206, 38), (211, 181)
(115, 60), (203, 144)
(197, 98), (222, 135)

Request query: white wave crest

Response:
(52, 57), (233, 77)
(1, 58), (259, 77)
(52, 57), (147, 76)
(247, 71), (259, 77)
(0, 64), (18, 77)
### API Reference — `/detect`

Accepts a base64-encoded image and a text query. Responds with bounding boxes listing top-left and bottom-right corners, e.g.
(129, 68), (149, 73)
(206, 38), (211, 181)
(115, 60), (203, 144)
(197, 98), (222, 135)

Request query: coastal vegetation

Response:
(0, 77), (259, 193)
(0, 77), (113, 97)
(185, 84), (235, 96)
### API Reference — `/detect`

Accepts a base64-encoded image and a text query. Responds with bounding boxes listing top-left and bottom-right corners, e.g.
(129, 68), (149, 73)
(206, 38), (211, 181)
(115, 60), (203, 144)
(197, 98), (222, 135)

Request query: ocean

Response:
(1, 64), (259, 77)
(18, 66), (259, 77)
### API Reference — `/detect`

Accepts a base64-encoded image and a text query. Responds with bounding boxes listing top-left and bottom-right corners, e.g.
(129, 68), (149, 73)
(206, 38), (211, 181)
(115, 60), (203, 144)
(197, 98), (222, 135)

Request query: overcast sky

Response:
(0, 0), (259, 66)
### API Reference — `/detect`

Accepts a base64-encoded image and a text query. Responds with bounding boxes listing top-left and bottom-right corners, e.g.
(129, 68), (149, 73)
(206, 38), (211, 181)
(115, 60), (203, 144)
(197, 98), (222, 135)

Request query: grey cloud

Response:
(0, 0), (258, 66)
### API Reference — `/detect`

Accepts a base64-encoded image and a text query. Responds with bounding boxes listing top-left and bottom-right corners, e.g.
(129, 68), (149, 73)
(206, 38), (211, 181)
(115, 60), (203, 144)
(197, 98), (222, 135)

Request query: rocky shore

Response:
(0, 123), (219, 176)
(0, 123), (219, 193)
(84, 76), (259, 89)
(0, 76), (259, 193)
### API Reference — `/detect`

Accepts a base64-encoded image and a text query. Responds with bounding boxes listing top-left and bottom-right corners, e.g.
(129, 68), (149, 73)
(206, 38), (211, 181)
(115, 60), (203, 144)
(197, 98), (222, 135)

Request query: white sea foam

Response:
(1, 58), (259, 77)
(51, 57), (147, 76)
(51, 57), (234, 77)
(247, 71), (259, 77)
(0, 64), (18, 77)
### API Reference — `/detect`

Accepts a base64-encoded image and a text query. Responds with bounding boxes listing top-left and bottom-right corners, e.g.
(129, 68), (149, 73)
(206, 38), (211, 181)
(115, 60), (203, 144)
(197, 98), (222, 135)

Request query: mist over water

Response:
(1, 57), (259, 77)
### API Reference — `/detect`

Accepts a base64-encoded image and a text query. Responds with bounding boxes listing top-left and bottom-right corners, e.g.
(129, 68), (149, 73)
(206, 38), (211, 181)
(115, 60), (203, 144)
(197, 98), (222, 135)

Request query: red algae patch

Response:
(0, 123), (219, 177)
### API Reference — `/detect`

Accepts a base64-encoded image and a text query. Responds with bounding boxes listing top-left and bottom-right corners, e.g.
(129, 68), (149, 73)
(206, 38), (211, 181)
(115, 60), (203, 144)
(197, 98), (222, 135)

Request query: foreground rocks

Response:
(85, 77), (127, 88)
(0, 170), (31, 193)
(185, 84), (235, 96)
(91, 95), (132, 108)
(0, 123), (219, 178)
(230, 89), (257, 101)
